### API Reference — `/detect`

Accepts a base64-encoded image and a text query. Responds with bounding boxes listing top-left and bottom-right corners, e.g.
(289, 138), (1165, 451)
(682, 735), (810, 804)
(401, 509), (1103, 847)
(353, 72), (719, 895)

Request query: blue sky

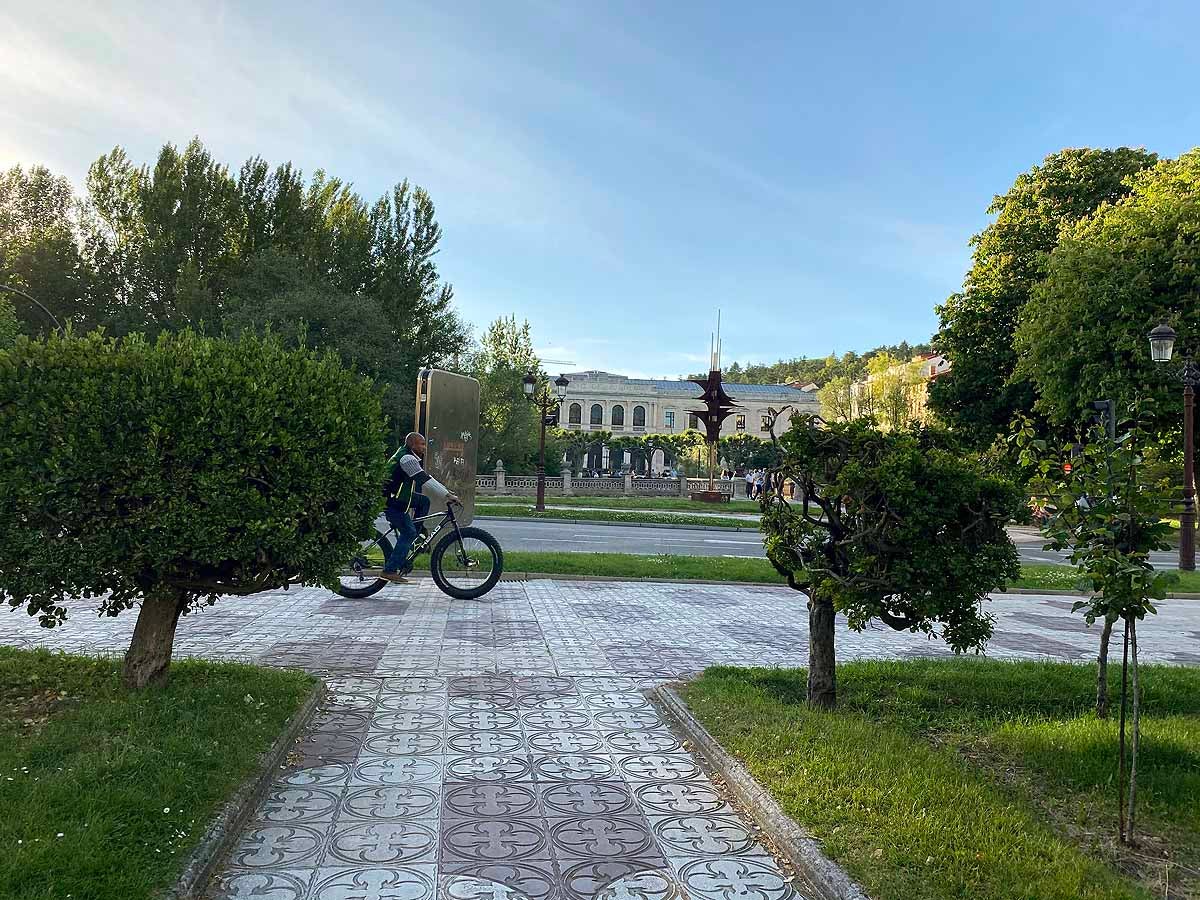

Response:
(2, 1), (1198, 378)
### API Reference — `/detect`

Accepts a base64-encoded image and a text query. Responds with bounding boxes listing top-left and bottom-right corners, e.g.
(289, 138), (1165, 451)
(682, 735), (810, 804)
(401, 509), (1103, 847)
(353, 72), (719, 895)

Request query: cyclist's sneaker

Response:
(381, 571), (411, 584)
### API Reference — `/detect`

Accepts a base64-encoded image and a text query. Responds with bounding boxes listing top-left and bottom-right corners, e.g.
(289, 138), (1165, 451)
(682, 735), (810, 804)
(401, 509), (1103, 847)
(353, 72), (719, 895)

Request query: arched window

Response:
(611, 405), (625, 427)
(590, 404), (603, 426)
(568, 403), (582, 425)
(633, 405), (646, 427)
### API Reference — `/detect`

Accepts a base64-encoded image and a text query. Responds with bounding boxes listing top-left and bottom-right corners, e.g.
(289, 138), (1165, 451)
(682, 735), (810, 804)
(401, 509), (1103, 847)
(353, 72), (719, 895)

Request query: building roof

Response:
(564, 371), (817, 401)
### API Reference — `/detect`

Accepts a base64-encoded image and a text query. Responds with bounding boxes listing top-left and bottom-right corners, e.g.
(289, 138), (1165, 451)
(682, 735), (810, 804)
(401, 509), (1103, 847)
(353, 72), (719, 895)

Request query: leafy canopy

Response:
(1012, 405), (1174, 626)
(0, 330), (385, 626)
(930, 147), (1157, 446)
(1, 140), (469, 438)
(763, 416), (1021, 651)
(1015, 150), (1200, 430)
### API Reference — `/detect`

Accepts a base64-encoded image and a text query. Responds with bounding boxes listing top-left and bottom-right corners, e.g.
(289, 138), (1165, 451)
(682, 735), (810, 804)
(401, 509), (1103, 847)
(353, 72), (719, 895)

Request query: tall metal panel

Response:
(415, 369), (480, 524)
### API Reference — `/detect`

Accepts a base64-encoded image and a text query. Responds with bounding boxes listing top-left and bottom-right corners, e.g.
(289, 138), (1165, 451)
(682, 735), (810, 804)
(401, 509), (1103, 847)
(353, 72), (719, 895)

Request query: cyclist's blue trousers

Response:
(384, 493), (430, 573)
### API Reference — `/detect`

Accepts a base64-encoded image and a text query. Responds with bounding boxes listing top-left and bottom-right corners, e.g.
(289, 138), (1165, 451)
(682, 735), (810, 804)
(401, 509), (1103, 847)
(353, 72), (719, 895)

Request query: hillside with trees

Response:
(713, 341), (932, 387)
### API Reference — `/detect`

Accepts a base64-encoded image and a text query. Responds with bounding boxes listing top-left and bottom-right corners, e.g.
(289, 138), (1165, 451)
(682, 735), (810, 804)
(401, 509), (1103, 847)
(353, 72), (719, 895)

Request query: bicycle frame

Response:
(397, 502), (466, 567)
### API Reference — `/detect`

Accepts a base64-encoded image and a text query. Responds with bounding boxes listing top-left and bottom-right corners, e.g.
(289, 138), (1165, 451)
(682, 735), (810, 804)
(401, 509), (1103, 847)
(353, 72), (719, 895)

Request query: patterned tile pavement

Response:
(2, 580), (1198, 900)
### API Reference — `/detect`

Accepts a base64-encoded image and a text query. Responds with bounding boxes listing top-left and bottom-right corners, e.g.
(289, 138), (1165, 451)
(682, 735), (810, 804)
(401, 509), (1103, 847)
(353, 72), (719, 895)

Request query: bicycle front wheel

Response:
(429, 526), (504, 600)
(334, 526), (393, 598)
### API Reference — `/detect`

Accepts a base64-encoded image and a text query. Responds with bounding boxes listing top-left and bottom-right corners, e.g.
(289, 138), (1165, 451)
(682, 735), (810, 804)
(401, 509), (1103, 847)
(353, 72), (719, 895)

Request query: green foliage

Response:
(0, 165), (92, 334)
(764, 416), (1021, 650)
(705, 341), (931, 388)
(1012, 403), (1174, 626)
(469, 316), (541, 473)
(3, 140), (469, 439)
(684, 660), (1200, 900)
(930, 147), (1158, 446)
(718, 432), (775, 470)
(0, 647), (313, 900)
(0, 293), (18, 347)
(1015, 150), (1200, 429)
(545, 427), (612, 476)
(0, 330), (385, 626)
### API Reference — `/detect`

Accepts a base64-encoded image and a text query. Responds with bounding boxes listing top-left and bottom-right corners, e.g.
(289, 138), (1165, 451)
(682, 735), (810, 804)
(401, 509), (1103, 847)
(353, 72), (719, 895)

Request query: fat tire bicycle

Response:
(334, 500), (503, 600)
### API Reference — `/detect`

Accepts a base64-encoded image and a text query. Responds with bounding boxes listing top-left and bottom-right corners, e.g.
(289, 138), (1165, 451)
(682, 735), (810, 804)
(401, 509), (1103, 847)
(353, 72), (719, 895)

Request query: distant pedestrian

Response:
(754, 470), (765, 499)
(744, 470), (755, 497)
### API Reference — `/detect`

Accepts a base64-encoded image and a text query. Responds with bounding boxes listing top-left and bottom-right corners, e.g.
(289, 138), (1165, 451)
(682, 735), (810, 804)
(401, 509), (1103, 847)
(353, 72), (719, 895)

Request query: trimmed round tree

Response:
(0, 329), (385, 687)
(762, 416), (1022, 709)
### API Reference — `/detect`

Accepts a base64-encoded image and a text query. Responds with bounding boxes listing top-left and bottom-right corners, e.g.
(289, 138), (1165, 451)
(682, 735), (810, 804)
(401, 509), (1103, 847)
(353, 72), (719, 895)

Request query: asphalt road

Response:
(475, 516), (1185, 568)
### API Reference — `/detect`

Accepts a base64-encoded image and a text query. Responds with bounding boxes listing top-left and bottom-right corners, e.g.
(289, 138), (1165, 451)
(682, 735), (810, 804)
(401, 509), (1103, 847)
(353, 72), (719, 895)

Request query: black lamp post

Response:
(1149, 322), (1199, 570)
(523, 372), (570, 512)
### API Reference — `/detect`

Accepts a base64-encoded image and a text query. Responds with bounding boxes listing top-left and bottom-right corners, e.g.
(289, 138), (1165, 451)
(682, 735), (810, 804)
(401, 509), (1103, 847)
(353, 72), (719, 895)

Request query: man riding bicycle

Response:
(381, 432), (458, 584)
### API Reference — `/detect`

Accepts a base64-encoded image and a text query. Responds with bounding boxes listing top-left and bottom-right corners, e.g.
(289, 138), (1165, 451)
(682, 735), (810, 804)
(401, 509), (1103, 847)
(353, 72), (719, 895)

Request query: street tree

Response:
(763, 416), (1021, 709)
(9, 139), (468, 436)
(816, 375), (855, 422)
(1013, 403), (1171, 843)
(470, 316), (541, 474)
(0, 165), (92, 332)
(1015, 150), (1200, 431)
(718, 432), (774, 471)
(0, 330), (384, 688)
(930, 148), (1157, 446)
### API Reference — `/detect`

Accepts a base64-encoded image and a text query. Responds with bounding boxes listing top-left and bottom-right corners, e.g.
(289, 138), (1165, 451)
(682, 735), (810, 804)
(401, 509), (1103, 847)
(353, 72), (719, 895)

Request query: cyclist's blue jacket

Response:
(383, 450), (449, 513)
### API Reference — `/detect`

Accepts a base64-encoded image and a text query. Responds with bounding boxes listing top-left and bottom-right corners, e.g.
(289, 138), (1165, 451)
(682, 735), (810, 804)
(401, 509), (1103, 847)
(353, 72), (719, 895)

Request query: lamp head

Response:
(1149, 322), (1177, 363)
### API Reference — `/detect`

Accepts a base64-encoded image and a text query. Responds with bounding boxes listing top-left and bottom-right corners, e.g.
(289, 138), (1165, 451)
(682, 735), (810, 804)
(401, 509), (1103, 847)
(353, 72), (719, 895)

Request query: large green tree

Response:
(0, 165), (92, 332)
(929, 148), (1157, 446)
(763, 417), (1021, 709)
(470, 316), (541, 474)
(1015, 150), (1200, 429)
(4, 138), (469, 437)
(0, 330), (384, 688)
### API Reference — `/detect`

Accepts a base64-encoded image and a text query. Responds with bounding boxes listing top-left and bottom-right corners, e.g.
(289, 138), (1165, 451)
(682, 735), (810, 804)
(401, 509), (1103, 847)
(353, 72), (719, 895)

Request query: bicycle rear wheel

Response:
(429, 526), (504, 600)
(334, 526), (393, 598)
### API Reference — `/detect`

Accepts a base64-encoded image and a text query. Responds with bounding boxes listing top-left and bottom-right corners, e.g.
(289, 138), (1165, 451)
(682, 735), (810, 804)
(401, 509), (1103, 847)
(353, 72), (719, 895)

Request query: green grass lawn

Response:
(424, 545), (1200, 594)
(1018, 564), (1200, 593)
(681, 659), (1200, 900)
(478, 494), (761, 513)
(0, 648), (314, 900)
(475, 504), (755, 529)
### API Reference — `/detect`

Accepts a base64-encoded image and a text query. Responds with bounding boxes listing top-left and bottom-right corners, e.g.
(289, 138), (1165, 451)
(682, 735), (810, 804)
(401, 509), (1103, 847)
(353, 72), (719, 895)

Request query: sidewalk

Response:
(3, 580), (1196, 900)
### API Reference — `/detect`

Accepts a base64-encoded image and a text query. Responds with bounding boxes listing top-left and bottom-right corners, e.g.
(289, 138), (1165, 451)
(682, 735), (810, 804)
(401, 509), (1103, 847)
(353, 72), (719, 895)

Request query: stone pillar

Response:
(733, 477), (747, 499)
(624, 471), (633, 495)
(495, 460), (506, 494)
(562, 463), (572, 496)
(680, 471), (690, 497)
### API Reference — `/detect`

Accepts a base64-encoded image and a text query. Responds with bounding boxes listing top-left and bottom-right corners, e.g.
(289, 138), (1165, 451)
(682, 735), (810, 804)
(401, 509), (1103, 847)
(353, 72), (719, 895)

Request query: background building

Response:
(559, 371), (819, 472)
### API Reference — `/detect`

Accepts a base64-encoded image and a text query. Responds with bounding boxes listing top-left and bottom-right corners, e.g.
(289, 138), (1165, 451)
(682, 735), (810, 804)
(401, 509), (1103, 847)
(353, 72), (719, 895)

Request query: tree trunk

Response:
(1118, 620), (1130, 843)
(1127, 616), (1140, 843)
(123, 588), (188, 689)
(808, 595), (837, 710)
(1096, 617), (1114, 719)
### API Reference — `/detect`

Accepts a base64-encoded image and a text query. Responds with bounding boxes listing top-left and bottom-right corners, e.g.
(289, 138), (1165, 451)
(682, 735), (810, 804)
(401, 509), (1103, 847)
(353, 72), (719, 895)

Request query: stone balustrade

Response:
(474, 461), (735, 498)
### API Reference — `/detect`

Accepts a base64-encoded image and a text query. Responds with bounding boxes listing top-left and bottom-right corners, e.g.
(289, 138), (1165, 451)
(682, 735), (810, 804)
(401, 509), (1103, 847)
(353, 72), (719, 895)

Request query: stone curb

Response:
(476, 514), (754, 532)
(491, 571), (1200, 599)
(162, 680), (325, 900)
(497, 571), (779, 586)
(650, 684), (872, 900)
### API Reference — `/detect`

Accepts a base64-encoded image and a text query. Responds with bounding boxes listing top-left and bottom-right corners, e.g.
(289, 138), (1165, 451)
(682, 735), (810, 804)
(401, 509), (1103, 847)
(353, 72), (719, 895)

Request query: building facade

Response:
(557, 371), (820, 472)
(849, 352), (952, 426)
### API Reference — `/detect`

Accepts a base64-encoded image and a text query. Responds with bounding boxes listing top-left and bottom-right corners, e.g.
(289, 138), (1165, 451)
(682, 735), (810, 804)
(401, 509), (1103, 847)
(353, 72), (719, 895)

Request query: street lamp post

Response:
(0, 283), (64, 334)
(1149, 322), (1200, 570)
(523, 372), (570, 512)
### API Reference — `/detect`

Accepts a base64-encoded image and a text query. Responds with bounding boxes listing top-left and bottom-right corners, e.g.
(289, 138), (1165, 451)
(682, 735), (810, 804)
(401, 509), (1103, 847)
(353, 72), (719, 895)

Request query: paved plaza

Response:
(2, 580), (1198, 899)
